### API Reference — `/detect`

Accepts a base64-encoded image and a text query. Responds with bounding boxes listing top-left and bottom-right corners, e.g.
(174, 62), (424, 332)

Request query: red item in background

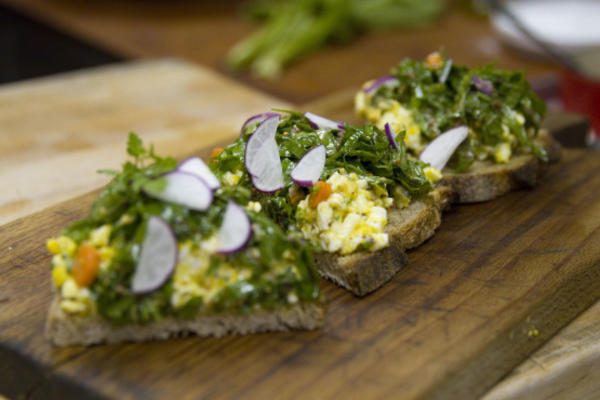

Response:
(560, 69), (600, 138)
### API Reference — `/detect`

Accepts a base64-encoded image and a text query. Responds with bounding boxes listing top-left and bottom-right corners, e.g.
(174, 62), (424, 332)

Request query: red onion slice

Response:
(178, 157), (220, 191)
(363, 75), (399, 94)
(144, 171), (213, 211)
(244, 115), (284, 192)
(384, 123), (399, 150)
(240, 112), (280, 135)
(131, 216), (178, 294)
(419, 126), (469, 170)
(216, 201), (252, 254)
(304, 112), (344, 131)
(291, 145), (326, 187)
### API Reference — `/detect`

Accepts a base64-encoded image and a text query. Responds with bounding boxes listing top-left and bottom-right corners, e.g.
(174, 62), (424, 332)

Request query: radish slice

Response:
(240, 112), (280, 135)
(216, 201), (252, 254)
(131, 217), (178, 294)
(471, 75), (493, 96)
(419, 126), (469, 170)
(304, 112), (344, 131)
(244, 115), (284, 192)
(363, 75), (398, 94)
(178, 157), (220, 190)
(250, 171), (284, 193)
(291, 145), (326, 187)
(144, 171), (213, 211)
(245, 115), (280, 175)
(384, 123), (399, 150)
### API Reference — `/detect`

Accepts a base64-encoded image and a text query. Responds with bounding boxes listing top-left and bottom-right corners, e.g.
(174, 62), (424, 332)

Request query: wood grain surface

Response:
(2, 78), (600, 399)
(0, 59), (289, 225)
(0, 0), (560, 104)
(2, 150), (600, 400)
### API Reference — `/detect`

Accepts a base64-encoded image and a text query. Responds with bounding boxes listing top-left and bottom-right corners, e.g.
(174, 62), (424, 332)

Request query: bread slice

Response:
(46, 296), (324, 346)
(439, 130), (561, 204)
(315, 188), (450, 296)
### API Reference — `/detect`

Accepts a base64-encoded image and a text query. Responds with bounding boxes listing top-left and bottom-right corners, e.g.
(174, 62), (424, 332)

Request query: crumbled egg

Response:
(424, 166), (443, 183)
(171, 237), (253, 308)
(48, 227), (117, 314)
(47, 236), (76, 257)
(90, 225), (112, 247)
(247, 201), (262, 213)
(296, 172), (393, 255)
(494, 142), (512, 163)
(355, 90), (424, 153)
(60, 278), (94, 315)
(223, 169), (243, 186)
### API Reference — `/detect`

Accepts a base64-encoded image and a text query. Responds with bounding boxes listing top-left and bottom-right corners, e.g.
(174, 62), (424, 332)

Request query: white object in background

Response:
(491, 0), (600, 55)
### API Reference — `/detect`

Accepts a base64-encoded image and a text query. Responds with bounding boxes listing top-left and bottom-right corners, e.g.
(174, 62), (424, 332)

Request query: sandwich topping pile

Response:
(355, 51), (549, 172)
(210, 111), (435, 257)
(45, 54), (560, 345)
(46, 134), (321, 327)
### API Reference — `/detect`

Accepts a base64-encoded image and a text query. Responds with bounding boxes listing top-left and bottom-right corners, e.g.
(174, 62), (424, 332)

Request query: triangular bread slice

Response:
(46, 296), (324, 346)
(315, 188), (451, 296)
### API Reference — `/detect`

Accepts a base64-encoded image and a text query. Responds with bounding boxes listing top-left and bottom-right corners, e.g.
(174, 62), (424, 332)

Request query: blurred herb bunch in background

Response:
(226, 0), (446, 79)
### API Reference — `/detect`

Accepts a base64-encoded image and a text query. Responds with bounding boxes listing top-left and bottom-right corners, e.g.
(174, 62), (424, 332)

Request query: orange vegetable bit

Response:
(309, 181), (332, 208)
(210, 147), (224, 159)
(426, 51), (444, 69)
(73, 244), (100, 287)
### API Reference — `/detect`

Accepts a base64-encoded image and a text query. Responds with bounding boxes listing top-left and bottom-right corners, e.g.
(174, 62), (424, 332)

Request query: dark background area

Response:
(0, 4), (120, 84)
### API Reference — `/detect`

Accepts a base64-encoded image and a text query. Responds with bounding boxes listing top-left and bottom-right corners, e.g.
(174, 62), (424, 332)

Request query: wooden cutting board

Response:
(2, 62), (600, 400)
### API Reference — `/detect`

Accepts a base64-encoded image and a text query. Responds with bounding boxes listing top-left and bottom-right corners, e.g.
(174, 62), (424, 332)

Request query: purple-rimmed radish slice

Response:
(419, 126), (469, 170)
(178, 157), (220, 190)
(131, 216), (177, 294)
(240, 112), (280, 135)
(216, 201), (252, 254)
(245, 115), (280, 175)
(144, 171), (213, 211)
(304, 112), (344, 131)
(384, 123), (399, 150)
(363, 75), (398, 94)
(471, 75), (493, 96)
(291, 145), (326, 187)
(244, 115), (284, 192)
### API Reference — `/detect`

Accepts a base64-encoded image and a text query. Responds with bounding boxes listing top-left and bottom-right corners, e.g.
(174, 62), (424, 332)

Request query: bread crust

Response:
(315, 189), (448, 296)
(439, 130), (561, 204)
(46, 297), (324, 346)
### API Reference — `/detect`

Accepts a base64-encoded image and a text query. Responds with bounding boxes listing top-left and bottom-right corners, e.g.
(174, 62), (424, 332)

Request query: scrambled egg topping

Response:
(47, 224), (115, 315)
(222, 169), (243, 186)
(356, 82), (525, 167)
(356, 88), (424, 154)
(296, 171), (394, 255)
(171, 237), (253, 308)
(49, 222), (295, 314)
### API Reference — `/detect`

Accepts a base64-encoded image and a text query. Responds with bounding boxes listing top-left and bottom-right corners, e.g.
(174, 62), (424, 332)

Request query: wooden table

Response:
(0, 1), (598, 399)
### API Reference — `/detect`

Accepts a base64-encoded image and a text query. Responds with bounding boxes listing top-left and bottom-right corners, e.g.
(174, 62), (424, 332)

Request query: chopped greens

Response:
(365, 54), (547, 170)
(57, 134), (320, 325)
(211, 111), (432, 227)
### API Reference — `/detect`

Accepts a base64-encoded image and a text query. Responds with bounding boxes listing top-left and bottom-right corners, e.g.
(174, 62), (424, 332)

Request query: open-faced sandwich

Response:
(355, 51), (561, 203)
(210, 111), (450, 296)
(46, 134), (323, 346)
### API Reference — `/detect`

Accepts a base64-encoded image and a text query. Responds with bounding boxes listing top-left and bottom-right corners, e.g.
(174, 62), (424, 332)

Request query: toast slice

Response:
(46, 296), (324, 346)
(439, 130), (561, 203)
(316, 188), (450, 296)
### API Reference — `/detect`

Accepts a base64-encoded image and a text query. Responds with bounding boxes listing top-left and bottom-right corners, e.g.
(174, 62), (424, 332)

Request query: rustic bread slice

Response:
(46, 296), (324, 346)
(439, 130), (561, 204)
(316, 188), (449, 296)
